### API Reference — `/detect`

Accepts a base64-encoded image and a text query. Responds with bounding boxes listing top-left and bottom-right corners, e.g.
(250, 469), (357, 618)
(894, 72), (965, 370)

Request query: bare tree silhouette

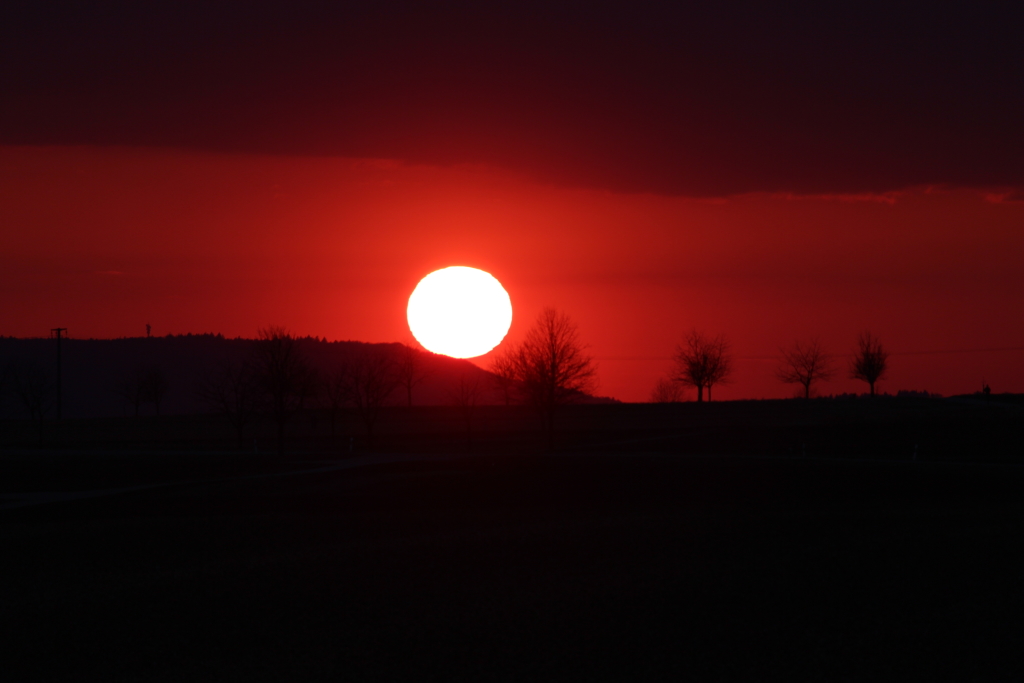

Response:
(777, 338), (834, 399)
(489, 345), (519, 405)
(346, 345), (398, 451)
(450, 369), (485, 448)
(511, 308), (596, 448)
(850, 331), (889, 396)
(11, 361), (54, 445)
(395, 343), (429, 407)
(650, 377), (685, 403)
(144, 367), (170, 415)
(255, 326), (316, 456)
(0, 364), (7, 414)
(320, 364), (351, 441)
(115, 367), (150, 417)
(672, 330), (732, 402)
(198, 358), (260, 451)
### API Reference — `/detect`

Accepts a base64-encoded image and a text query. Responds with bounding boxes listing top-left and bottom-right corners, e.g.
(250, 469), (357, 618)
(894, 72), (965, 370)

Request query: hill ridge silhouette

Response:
(0, 335), (616, 419)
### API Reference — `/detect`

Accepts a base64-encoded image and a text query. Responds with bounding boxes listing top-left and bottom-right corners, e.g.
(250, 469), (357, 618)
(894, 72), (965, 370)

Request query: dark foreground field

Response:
(2, 448), (1023, 681)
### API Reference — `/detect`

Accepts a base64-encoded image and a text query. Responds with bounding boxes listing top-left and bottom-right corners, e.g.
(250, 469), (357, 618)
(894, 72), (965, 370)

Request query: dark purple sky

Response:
(3, 1), (1022, 196)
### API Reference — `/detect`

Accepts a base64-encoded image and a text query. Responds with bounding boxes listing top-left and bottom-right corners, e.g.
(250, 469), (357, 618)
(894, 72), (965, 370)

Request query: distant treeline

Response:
(0, 333), (502, 421)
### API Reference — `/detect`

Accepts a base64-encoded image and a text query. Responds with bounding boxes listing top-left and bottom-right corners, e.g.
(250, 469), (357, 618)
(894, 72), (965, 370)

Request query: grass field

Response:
(3, 437), (1023, 680)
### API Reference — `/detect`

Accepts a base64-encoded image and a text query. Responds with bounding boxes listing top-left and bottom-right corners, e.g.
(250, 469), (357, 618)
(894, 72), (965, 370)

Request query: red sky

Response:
(3, 145), (1021, 401)
(3, 3), (1023, 401)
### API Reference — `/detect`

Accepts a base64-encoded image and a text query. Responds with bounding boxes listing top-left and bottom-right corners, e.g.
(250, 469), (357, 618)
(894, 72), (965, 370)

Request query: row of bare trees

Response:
(777, 331), (889, 397)
(653, 330), (890, 402)
(198, 327), (424, 455)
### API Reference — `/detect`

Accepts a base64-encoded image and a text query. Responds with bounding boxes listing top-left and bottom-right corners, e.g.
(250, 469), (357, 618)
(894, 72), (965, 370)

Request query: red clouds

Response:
(1, 2), (1022, 198)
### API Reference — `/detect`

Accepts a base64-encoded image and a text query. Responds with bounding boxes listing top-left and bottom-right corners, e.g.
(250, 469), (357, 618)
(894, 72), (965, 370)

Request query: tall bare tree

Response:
(346, 345), (398, 451)
(650, 376), (685, 403)
(510, 308), (596, 447)
(198, 357), (260, 451)
(489, 345), (519, 405)
(672, 330), (733, 402)
(255, 326), (316, 456)
(395, 343), (429, 407)
(777, 338), (834, 399)
(850, 331), (889, 396)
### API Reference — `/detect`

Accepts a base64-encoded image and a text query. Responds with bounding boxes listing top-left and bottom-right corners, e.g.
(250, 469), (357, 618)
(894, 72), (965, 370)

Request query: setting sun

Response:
(407, 266), (513, 358)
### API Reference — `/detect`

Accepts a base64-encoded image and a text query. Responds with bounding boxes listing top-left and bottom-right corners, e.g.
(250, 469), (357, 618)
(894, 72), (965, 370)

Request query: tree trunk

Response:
(696, 385), (704, 402)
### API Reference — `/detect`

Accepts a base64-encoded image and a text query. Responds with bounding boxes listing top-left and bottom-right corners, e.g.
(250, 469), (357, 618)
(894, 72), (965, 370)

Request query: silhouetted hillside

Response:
(0, 335), (613, 419)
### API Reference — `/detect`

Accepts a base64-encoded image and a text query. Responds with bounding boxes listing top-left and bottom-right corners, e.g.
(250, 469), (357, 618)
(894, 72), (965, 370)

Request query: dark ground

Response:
(3, 443), (1023, 681)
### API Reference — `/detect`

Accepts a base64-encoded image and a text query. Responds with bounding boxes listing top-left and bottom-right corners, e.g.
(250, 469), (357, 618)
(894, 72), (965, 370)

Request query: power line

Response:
(595, 346), (1024, 362)
(889, 346), (1024, 356)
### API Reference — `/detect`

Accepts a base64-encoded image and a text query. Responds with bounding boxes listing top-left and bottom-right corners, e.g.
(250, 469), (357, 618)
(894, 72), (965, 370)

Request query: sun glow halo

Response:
(407, 266), (513, 358)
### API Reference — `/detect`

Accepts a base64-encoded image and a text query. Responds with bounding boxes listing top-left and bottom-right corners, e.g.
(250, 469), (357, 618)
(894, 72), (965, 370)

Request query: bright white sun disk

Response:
(407, 266), (513, 358)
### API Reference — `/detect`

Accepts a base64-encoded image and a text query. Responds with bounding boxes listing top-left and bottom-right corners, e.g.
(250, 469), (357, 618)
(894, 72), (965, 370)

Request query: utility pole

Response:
(51, 327), (67, 420)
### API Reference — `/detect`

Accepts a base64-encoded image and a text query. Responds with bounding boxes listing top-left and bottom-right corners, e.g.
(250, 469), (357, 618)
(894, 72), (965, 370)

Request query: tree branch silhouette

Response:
(672, 330), (733, 402)
(346, 345), (398, 452)
(255, 326), (316, 457)
(510, 308), (596, 449)
(777, 339), (834, 399)
(850, 331), (889, 396)
(650, 376), (685, 403)
(198, 356), (260, 451)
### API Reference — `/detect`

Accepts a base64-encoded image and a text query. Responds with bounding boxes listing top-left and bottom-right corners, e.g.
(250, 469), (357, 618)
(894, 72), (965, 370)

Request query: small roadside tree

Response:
(115, 367), (149, 417)
(650, 377), (685, 403)
(11, 361), (54, 446)
(144, 367), (170, 415)
(672, 330), (733, 402)
(777, 338), (834, 399)
(850, 331), (889, 396)
(511, 308), (596, 448)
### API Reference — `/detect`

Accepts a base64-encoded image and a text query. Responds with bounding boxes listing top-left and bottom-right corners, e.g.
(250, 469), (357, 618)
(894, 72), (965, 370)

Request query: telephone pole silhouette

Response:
(51, 327), (67, 420)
